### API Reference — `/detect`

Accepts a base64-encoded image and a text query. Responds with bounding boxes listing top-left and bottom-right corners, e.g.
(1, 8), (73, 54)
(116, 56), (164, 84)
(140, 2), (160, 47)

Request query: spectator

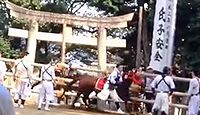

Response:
(0, 84), (15, 115)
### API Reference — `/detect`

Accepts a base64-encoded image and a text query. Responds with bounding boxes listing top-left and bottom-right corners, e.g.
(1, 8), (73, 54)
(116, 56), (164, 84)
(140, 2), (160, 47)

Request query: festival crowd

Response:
(0, 51), (199, 115)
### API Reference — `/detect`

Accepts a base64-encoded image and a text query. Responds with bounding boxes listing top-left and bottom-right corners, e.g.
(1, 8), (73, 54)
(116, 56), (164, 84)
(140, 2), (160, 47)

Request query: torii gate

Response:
(5, 1), (134, 71)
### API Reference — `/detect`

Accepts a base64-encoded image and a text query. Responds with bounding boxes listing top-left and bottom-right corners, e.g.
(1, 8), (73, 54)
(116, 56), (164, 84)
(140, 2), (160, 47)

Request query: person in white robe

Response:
(38, 59), (56, 111)
(13, 51), (32, 108)
(187, 70), (200, 115)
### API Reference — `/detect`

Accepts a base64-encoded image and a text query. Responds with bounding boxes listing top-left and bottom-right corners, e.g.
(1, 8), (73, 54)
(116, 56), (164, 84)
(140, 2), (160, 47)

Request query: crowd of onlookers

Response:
(0, 49), (199, 115)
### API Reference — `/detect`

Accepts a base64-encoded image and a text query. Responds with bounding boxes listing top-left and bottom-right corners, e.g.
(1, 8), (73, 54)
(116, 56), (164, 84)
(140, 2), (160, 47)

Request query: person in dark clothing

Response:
(116, 68), (132, 102)
(116, 67), (133, 113)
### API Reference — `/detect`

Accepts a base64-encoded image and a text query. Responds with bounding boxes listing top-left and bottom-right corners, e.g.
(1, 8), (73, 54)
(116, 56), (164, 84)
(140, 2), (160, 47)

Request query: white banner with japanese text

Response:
(149, 0), (178, 72)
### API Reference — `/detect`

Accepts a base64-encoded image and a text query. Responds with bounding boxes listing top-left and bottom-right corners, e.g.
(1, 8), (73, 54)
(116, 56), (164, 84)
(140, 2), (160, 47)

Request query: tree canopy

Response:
(174, 0), (200, 70)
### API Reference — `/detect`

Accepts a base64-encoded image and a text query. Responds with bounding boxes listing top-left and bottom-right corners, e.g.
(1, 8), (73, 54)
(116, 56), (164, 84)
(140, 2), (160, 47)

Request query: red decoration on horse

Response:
(95, 78), (107, 91)
(129, 69), (144, 87)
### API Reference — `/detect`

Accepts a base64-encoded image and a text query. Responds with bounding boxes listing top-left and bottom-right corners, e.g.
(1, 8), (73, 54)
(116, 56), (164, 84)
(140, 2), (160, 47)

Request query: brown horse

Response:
(66, 70), (135, 113)
(66, 73), (107, 107)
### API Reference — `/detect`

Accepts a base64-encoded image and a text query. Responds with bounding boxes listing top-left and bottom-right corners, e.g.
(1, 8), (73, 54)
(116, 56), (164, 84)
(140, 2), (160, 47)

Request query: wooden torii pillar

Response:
(27, 20), (38, 63)
(5, 1), (134, 71)
(62, 24), (72, 63)
(98, 27), (107, 70)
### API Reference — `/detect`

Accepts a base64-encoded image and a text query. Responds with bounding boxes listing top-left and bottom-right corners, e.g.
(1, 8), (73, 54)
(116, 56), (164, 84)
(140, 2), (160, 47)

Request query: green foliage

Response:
(2, 0), (200, 70)
(0, 37), (19, 58)
(10, 0), (42, 10)
(9, 0), (42, 29)
(0, 0), (9, 34)
(89, 0), (136, 14)
(175, 0), (200, 70)
(92, 0), (119, 12)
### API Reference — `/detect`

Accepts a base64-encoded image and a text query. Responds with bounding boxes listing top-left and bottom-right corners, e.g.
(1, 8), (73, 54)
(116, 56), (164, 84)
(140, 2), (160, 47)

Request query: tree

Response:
(174, 0), (200, 70)
(0, 37), (18, 58)
(0, 0), (18, 58)
(5, 0), (106, 63)
(0, 0), (9, 35)
(0, 0), (150, 67)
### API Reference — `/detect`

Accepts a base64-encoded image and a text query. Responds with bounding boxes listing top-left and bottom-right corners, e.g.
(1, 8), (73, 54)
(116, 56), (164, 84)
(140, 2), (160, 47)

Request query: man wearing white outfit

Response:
(97, 64), (124, 114)
(151, 66), (175, 115)
(187, 70), (200, 115)
(13, 51), (32, 108)
(38, 59), (56, 111)
(0, 51), (7, 85)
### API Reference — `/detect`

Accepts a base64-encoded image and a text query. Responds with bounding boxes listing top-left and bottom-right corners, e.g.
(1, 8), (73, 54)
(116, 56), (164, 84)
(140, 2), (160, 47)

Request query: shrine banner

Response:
(149, 0), (178, 72)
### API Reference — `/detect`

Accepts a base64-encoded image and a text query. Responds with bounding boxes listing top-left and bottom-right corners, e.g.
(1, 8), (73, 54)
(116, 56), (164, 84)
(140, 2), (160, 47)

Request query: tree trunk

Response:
(136, 6), (143, 69)
(142, 11), (150, 67)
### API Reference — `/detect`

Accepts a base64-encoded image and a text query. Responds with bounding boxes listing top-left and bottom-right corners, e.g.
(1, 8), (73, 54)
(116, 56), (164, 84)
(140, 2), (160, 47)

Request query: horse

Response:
(65, 69), (135, 113)
(65, 71), (108, 108)
(128, 69), (145, 113)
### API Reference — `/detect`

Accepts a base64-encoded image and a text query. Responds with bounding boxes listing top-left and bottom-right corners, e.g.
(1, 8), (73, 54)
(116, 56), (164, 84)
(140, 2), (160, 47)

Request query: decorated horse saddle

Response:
(95, 78), (107, 91)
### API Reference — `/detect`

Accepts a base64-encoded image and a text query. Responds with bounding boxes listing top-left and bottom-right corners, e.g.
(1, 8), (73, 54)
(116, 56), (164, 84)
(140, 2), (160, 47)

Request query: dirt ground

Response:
(15, 105), (114, 115)
(15, 104), (149, 115)
(14, 91), (147, 115)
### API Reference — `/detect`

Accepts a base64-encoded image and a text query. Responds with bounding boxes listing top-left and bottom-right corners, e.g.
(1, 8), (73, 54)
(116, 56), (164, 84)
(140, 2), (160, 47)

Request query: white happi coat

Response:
(0, 60), (7, 84)
(97, 68), (123, 102)
(188, 77), (200, 115)
(14, 58), (32, 100)
(39, 64), (56, 101)
(151, 74), (175, 114)
(0, 85), (15, 115)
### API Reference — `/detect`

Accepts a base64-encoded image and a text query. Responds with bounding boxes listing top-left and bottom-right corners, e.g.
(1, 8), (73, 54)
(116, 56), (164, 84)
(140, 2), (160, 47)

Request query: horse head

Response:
(55, 63), (79, 78)
(55, 63), (66, 77)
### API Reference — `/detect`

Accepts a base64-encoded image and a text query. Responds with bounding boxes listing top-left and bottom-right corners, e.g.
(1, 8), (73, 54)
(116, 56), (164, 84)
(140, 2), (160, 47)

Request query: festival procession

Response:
(0, 0), (200, 115)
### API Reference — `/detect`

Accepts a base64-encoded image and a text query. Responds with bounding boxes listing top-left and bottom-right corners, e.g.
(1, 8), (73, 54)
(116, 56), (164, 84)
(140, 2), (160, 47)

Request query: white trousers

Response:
(109, 89), (122, 102)
(152, 93), (169, 114)
(188, 95), (200, 115)
(97, 82), (122, 102)
(39, 81), (54, 101)
(14, 79), (31, 100)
